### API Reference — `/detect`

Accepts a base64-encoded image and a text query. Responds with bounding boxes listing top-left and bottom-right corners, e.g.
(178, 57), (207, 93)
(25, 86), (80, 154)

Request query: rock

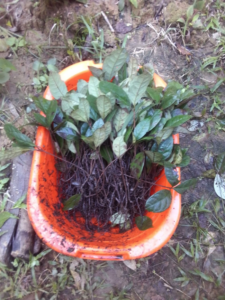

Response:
(164, 1), (189, 24)
(115, 20), (133, 34)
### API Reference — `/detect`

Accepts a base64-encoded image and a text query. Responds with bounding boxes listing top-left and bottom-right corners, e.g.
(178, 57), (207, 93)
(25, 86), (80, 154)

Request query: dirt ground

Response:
(0, 0), (225, 299)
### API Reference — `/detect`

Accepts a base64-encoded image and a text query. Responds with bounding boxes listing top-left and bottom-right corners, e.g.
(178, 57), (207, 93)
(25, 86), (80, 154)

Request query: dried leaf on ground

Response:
(123, 260), (137, 271)
(70, 260), (81, 289)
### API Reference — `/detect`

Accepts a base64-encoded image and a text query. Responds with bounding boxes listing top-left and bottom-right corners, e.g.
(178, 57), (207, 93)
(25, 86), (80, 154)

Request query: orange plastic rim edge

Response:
(27, 61), (181, 260)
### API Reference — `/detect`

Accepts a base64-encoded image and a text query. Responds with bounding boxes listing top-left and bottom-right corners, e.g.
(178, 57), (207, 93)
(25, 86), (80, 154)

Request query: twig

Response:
(152, 270), (191, 299)
(101, 11), (114, 33)
(147, 23), (177, 50)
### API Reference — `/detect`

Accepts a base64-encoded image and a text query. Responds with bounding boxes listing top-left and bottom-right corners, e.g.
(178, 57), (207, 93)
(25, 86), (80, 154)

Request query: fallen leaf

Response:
(202, 169), (216, 178)
(204, 151), (213, 164)
(192, 132), (207, 142)
(214, 174), (225, 199)
(193, 112), (202, 118)
(123, 260), (136, 271)
(70, 259), (81, 289)
(176, 43), (192, 56)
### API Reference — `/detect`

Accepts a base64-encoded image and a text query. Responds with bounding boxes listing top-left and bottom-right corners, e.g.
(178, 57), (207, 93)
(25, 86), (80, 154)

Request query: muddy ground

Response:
(0, 0), (225, 299)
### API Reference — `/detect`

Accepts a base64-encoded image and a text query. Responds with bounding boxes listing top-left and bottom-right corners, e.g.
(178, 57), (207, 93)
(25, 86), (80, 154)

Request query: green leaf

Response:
(190, 269), (214, 282)
(91, 118), (104, 133)
(194, 0), (205, 10)
(177, 150), (190, 167)
(88, 76), (100, 97)
(86, 94), (97, 111)
(130, 152), (145, 179)
(88, 66), (103, 78)
(113, 108), (129, 132)
(129, 0), (138, 8)
(118, 63), (127, 83)
(165, 167), (179, 186)
(145, 190), (172, 212)
(145, 151), (163, 164)
(158, 136), (173, 159)
(0, 72), (10, 84)
(146, 87), (163, 104)
(133, 118), (151, 140)
(0, 58), (16, 72)
(103, 48), (128, 81)
(161, 94), (178, 109)
(61, 91), (80, 114)
(0, 212), (18, 228)
(113, 136), (127, 157)
(93, 122), (111, 147)
(124, 126), (133, 143)
(63, 194), (81, 211)
(0, 178), (9, 190)
(32, 96), (47, 114)
(127, 57), (138, 78)
(195, 289), (200, 300)
(187, 5), (194, 19)
(165, 115), (192, 128)
(100, 145), (113, 163)
(46, 100), (57, 127)
(210, 79), (225, 93)
(105, 108), (118, 122)
(71, 98), (90, 122)
(215, 152), (225, 174)
(174, 178), (197, 194)
(99, 81), (130, 107)
(149, 110), (162, 131)
(0, 163), (11, 172)
(34, 113), (48, 127)
(96, 95), (112, 119)
(4, 124), (35, 149)
(48, 72), (67, 99)
(12, 194), (27, 209)
(33, 60), (44, 72)
(118, 0), (125, 11)
(172, 145), (183, 165)
(77, 79), (88, 95)
(128, 74), (152, 105)
(135, 216), (152, 230)
(0, 147), (30, 162)
(56, 127), (77, 141)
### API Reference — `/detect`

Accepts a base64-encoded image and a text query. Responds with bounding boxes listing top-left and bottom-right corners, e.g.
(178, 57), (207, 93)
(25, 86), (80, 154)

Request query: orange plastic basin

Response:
(27, 61), (181, 260)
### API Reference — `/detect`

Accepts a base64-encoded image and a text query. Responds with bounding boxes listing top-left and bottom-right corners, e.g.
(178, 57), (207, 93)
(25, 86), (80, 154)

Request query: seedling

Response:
(3, 49), (198, 232)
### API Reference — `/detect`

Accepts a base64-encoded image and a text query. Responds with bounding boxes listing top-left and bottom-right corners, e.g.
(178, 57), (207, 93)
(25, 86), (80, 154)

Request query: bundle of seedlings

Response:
(4, 49), (197, 233)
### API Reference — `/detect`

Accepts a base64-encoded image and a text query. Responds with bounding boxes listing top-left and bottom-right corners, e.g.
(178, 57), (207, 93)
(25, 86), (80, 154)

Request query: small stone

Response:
(115, 20), (133, 34)
(164, 2), (189, 24)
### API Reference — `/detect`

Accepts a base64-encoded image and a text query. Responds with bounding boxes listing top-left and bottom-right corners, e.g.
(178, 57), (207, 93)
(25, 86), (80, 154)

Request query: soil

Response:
(0, 0), (225, 299)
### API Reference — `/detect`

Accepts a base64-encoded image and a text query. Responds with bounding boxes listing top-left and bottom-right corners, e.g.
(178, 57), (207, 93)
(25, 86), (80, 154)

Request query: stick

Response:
(0, 152), (33, 264)
(10, 152), (35, 259)
(101, 11), (115, 33)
